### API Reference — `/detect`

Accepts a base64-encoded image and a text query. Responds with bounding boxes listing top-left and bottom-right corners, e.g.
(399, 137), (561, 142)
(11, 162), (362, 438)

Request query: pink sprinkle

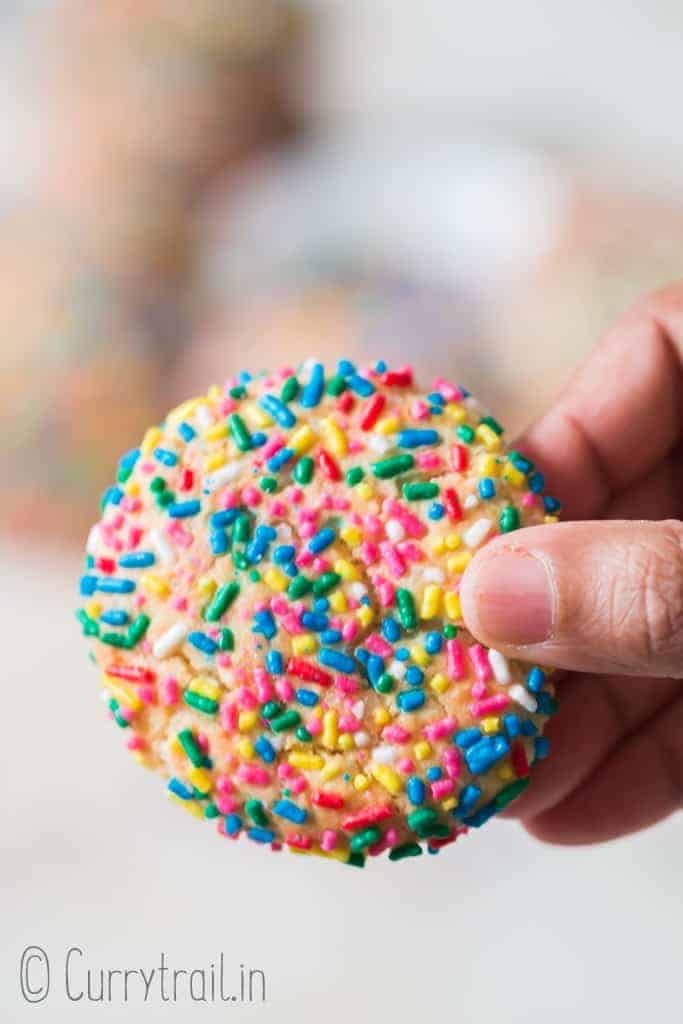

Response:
(412, 399), (430, 420)
(241, 486), (261, 507)
(366, 634), (394, 658)
(446, 639), (465, 681)
(128, 526), (143, 548)
(380, 541), (406, 577)
(170, 596), (187, 611)
(220, 701), (238, 732)
(278, 763), (295, 780)
(312, 556), (331, 574)
(432, 377), (463, 402)
(359, 541), (379, 565)
(397, 757), (415, 774)
(339, 714), (361, 733)
(416, 452), (442, 471)
(521, 491), (538, 508)
(376, 579), (395, 607)
(469, 643), (493, 684)
(138, 685), (156, 705)
(219, 489), (239, 509)
(364, 516), (383, 539)
(341, 619), (359, 643)
(275, 678), (295, 702)
(216, 653), (232, 668)
(269, 500), (288, 517)
(262, 434), (285, 459)
(237, 764), (270, 786)
(216, 795), (240, 814)
(288, 486), (304, 504)
(299, 521), (316, 540)
(215, 775), (234, 794)
(237, 686), (258, 710)
(471, 693), (510, 718)
(306, 715), (322, 736)
(321, 830), (338, 852)
(383, 724), (411, 743)
(126, 735), (145, 751)
(161, 676), (179, 706)
(121, 496), (142, 514)
(291, 777), (307, 795)
(398, 541), (424, 563)
(443, 751), (462, 780)
(431, 779), (454, 800)
(166, 522), (193, 548)
(471, 680), (487, 699)
(270, 596), (290, 616)
(423, 716), (457, 742)
(334, 675), (359, 695)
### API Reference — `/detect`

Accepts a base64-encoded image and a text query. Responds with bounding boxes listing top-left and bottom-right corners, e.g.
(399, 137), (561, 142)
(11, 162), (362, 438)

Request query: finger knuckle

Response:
(637, 522), (683, 667)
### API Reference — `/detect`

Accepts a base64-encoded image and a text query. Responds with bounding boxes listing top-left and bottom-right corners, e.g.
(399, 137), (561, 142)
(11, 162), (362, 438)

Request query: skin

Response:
(460, 281), (683, 845)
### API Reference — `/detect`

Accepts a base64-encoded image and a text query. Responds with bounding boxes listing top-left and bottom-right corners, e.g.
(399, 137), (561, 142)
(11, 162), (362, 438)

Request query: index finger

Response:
(515, 282), (683, 520)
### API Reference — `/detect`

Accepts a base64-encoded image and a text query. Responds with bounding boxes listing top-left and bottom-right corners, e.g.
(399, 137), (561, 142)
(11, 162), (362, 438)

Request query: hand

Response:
(460, 282), (683, 844)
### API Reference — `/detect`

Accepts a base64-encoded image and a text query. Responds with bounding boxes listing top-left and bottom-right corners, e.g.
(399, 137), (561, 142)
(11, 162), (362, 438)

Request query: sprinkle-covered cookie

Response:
(77, 360), (560, 865)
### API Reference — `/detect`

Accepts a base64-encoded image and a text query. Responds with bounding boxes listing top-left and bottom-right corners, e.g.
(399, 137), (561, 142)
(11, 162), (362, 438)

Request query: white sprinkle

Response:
(372, 745), (397, 764)
(389, 660), (406, 680)
(385, 519), (405, 543)
(195, 403), (213, 431)
(422, 567), (445, 584)
(488, 649), (512, 685)
(153, 622), (187, 659)
(354, 731), (370, 748)
(149, 528), (175, 565)
(463, 517), (493, 548)
(368, 434), (392, 455)
(204, 461), (242, 492)
(509, 684), (538, 713)
(348, 582), (367, 601)
(352, 700), (365, 719)
(268, 733), (285, 752)
(86, 524), (102, 556)
(463, 494), (479, 510)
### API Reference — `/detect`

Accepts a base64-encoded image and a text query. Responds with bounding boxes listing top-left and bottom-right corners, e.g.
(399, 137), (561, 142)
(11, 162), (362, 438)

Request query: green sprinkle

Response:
(389, 841), (423, 861)
(402, 481), (439, 501)
(229, 413), (252, 453)
(204, 581), (240, 622)
(229, 385), (247, 399)
(76, 608), (99, 638)
(345, 852), (366, 868)
(150, 476), (166, 492)
(270, 710), (301, 733)
(350, 827), (382, 853)
(261, 701), (282, 720)
(219, 628), (235, 651)
(117, 465), (132, 485)
(177, 728), (204, 767)
(293, 456), (314, 484)
(287, 575), (312, 599)
(204, 803), (219, 819)
(100, 631), (131, 649)
(248, 570), (261, 583)
(376, 673), (395, 694)
(233, 551), (249, 571)
(156, 490), (175, 507)
(494, 777), (530, 811)
(345, 466), (365, 486)
(443, 624), (458, 639)
(280, 376), (300, 403)
(313, 572), (341, 596)
(183, 691), (219, 715)
(245, 799), (269, 827)
(396, 588), (417, 630)
(295, 725), (312, 743)
(420, 822), (450, 840)
(499, 506), (520, 533)
(113, 709), (130, 729)
(456, 424), (475, 444)
(127, 614), (150, 645)
(233, 513), (251, 544)
(407, 807), (438, 833)
(326, 374), (347, 396)
(480, 415), (503, 436)
(371, 454), (415, 479)
(259, 476), (277, 493)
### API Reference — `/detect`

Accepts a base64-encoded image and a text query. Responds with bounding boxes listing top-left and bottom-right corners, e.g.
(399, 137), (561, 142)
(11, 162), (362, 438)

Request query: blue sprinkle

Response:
(258, 393), (297, 428)
(527, 667), (546, 693)
(239, 370), (252, 383)
(521, 719), (538, 737)
(347, 373), (375, 397)
(529, 471), (545, 493)
(543, 495), (561, 513)
(382, 617), (401, 643)
(118, 551), (155, 569)
(321, 628), (342, 644)
(367, 654), (384, 686)
(375, 359), (387, 373)
(283, 562), (298, 578)
(102, 486), (123, 508)
(273, 544), (295, 564)
(210, 508), (239, 529)
(254, 736), (276, 764)
(79, 575), (97, 596)
(536, 691), (556, 715)
(97, 577), (136, 595)
(266, 650), (283, 674)
(428, 502), (445, 520)
(168, 499), (200, 518)
(100, 609), (129, 626)
(252, 610), (276, 641)
(455, 783), (481, 815)
(395, 647), (410, 661)
(119, 448), (140, 471)
(313, 598), (330, 614)
(406, 777), (426, 806)
(300, 363), (325, 408)
(427, 391), (445, 406)
(424, 631), (442, 655)
(397, 429), (440, 448)
(247, 827), (274, 844)
(273, 799), (307, 825)
(168, 778), (194, 800)
(502, 713), (522, 738)
(478, 477), (496, 500)
(320, 648), (356, 674)
(251, 432), (267, 447)
(405, 666), (424, 686)
(454, 727), (482, 749)
(426, 766), (442, 781)
(188, 632), (218, 656)
(510, 452), (533, 473)
(268, 447), (293, 472)
(308, 526), (336, 554)
(301, 611), (328, 632)
(534, 736), (550, 760)
(225, 814), (242, 836)
(337, 359), (356, 378)
(296, 688), (319, 707)
(210, 530), (229, 556)
(154, 447), (178, 467)
(396, 690), (425, 712)
(463, 801), (498, 828)
(178, 421), (196, 443)
(354, 647), (370, 667)
(464, 735), (510, 775)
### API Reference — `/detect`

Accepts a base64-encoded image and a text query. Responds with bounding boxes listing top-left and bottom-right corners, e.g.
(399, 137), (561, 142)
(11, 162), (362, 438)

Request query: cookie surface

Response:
(77, 360), (560, 865)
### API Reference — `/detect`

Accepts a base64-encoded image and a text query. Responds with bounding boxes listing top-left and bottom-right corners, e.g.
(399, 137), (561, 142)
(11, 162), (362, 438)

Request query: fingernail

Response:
(468, 550), (554, 645)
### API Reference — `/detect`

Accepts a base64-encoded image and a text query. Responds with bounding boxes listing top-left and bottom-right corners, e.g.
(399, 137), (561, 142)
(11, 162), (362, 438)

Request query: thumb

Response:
(460, 520), (683, 677)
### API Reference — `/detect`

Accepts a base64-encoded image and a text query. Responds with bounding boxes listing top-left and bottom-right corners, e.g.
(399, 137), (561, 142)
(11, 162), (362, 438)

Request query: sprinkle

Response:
(204, 581), (240, 622)
(397, 429), (440, 448)
(463, 517), (493, 548)
(300, 363), (325, 407)
(167, 500), (201, 518)
(372, 454), (415, 479)
(153, 623), (187, 659)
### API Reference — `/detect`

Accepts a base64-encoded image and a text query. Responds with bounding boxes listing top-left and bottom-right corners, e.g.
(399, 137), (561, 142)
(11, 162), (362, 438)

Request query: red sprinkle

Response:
(451, 443), (469, 472)
(443, 487), (464, 522)
(511, 741), (530, 778)
(179, 468), (194, 492)
(342, 803), (394, 832)
(96, 557), (116, 574)
(105, 664), (156, 683)
(285, 833), (314, 850)
(312, 790), (345, 810)
(286, 658), (333, 686)
(381, 366), (413, 387)
(359, 393), (386, 430)
(336, 392), (355, 414)
(318, 448), (342, 482)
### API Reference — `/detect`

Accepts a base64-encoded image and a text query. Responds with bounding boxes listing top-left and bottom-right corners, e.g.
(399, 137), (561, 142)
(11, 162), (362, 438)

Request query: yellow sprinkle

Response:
(371, 763), (402, 796)
(498, 763), (515, 782)
(238, 710), (259, 733)
(188, 766), (212, 794)
(237, 739), (254, 760)
(410, 644), (431, 668)
(320, 756), (343, 782)
(205, 422), (229, 442)
(292, 633), (317, 656)
(188, 676), (221, 701)
(479, 453), (501, 477)
(354, 773), (370, 792)
(197, 575), (217, 599)
(243, 402), (272, 429)
(338, 732), (355, 752)
(442, 797), (457, 812)
(141, 426), (162, 455)
(140, 574), (170, 599)
(313, 843), (348, 863)
(170, 736), (183, 756)
(340, 525), (362, 546)
(447, 551), (472, 574)
(125, 480), (140, 497)
(206, 385), (221, 404)
(430, 536), (446, 555)
(288, 752), (324, 771)
(414, 740), (432, 761)
(103, 677), (142, 711)
(168, 397), (199, 422)
(322, 710), (338, 750)
(334, 558), (360, 581)
(476, 424), (501, 451)
(169, 794), (204, 818)
(430, 672), (450, 695)
(328, 590), (348, 613)
(131, 751), (152, 769)
(544, 514), (559, 524)
(204, 451), (226, 472)
(356, 605), (374, 628)
(264, 567), (289, 592)
(420, 584), (442, 619)
(289, 425), (316, 454)
(445, 532), (461, 551)
(374, 707), (390, 727)
(356, 482), (374, 502)
(321, 416), (348, 457)
(481, 716), (500, 735)
(377, 415), (400, 435)
(445, 591), (462, 619)
(444, 402), (467, 423)
(502, 462), (526, 487)
(85, 600), (102, 620)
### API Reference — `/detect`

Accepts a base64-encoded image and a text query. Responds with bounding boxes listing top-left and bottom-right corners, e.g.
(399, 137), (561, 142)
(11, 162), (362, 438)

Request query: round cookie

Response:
(77, 360), (560, 865)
